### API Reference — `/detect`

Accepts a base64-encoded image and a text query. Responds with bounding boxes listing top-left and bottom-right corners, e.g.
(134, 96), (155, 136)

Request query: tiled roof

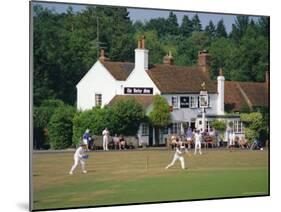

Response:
(224, 81), (247, 111)
(100, 61), (268, 111)
(224, 81), (268, 111)
(101, 61), (134, 81)
(107, 95), (154, 108)
(146, 64), (217, 94)
(239, 82), (268, 107)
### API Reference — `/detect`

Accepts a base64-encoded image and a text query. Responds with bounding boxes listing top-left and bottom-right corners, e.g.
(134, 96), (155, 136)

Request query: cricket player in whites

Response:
(102, 128), (109, 151)
(69, 143), (88, 175)
(194, 129), (202, 155)
(165, 142), (189, 170)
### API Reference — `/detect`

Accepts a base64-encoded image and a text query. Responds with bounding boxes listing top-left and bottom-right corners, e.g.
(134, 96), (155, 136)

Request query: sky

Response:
(34, 2), (260, 33)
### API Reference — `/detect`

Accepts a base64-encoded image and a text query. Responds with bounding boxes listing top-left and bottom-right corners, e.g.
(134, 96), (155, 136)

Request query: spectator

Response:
(229, 130), (236, 149)
(250, 138), (263, 150)
(185, 128), (193, 150)
(112, 134), (120, 150)
(238, 136), (249, 149)
(119, 135), (126, 150)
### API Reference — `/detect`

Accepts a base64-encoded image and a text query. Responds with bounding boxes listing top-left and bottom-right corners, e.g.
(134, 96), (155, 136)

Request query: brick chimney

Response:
(163, 51), (174, 65)
(99, 49), (109, 63)
(135, 36), (149, 70)
(198, 50), (211, 74)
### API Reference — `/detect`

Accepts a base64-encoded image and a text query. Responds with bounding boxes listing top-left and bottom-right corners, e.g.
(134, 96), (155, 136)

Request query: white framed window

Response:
(171, 96), (179, 109)
(141, 123), (149, 136)
(95, 93), (102, 106)
(190, 96), (197, 108)
(170, 123), (181, 134)
(161, 126), (169, 134)
(234, 121), (243, 133)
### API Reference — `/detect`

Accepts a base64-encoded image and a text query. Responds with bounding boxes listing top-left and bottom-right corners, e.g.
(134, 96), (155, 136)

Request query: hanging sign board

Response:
(199, 90), (209, 108)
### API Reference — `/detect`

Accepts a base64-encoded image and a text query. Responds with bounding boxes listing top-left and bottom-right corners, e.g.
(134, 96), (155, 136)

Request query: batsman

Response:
(165, 142), (190, 170)
(69, 143), (89, 175)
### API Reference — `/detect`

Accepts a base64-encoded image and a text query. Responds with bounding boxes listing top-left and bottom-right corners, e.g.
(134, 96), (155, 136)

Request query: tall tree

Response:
(230, 15), (249, 42)
(191, 14), (202, 32)
(149, 95), (171, 146)
(257, 16), (269, 37)
(215, 19), (227, 38)
(180, 15), (193, 37)
(205, 20), (216, 39)
(166, 12), (179, 35)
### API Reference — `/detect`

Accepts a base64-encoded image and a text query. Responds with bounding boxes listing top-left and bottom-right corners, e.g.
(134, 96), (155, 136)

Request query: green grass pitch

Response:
(32, 148), (268, 210)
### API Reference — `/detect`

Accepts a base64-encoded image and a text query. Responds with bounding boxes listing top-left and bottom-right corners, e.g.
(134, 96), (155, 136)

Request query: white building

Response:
(76, 37), (268, 146)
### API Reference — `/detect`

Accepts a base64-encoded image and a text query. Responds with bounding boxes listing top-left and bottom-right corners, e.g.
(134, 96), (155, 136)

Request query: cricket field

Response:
(32, 148), (269, 210)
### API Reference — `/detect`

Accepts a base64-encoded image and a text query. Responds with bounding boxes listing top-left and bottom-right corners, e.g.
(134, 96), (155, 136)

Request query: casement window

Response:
(161, 126), (169, 134)
(171, 96), (179, 109)
(141, 123), (149, 136)
(234, 121), (243, 133)
(170, 123), (181, 134)
(95, 93), (102, 106)
(190, 96), (197, 108)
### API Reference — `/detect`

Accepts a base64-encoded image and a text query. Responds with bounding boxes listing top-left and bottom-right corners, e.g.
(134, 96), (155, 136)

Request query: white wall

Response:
(124, 49), (161, 95)
(76, 61), (120, 110)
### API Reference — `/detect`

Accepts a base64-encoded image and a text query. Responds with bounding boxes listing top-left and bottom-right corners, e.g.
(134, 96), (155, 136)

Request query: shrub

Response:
(210, 120), (227, 132)
(244, 128), (258, 143)
(110, 99), (145, 135)
(148, 95), (171, 127)
(33, 99), (65, 149)
(48, 105), (76, 149)
(72, 99), (145, 145)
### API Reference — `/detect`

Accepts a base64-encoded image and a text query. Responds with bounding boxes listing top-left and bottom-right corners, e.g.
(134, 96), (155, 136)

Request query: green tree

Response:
(257, 17), (269, 37)
(180, 15), (193, 37)
(230, 15), (249, 42)
(166, 12), (179, 36)
(48, 105), (76, 149)
(210, 120), (227, 132)
(110, 99), (145, 135)
(215, 19), (227, 38)
(240, 112), (264, 143)
(205, 20), (216, 40)
(148, 95), (171, 146)
(191, 14), (202, 32)
(33, 99), (65, 149)
(209, 37), (236, 79)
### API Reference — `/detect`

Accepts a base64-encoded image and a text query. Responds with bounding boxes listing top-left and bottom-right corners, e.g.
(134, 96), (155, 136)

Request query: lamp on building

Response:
(199, 81), (209, 131)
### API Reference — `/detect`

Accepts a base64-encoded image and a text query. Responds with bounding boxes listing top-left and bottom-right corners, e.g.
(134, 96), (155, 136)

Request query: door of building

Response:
(190, 122), (196, 130)
(148, 125), (153, 146)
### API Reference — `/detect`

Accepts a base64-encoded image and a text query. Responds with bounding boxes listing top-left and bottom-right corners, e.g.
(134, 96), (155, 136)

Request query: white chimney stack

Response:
(217, 68), (225, 115)
(135, 36), (149, 70)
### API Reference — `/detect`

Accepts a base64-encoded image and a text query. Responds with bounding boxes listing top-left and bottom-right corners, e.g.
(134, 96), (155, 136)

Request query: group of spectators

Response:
(80, 128), (127, 151)
(170, 127), (263, 150)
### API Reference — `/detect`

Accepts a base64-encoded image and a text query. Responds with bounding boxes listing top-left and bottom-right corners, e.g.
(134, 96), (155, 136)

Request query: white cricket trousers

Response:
(103, 136), (108, 150)
(166, 154), (185, 169)
(194, 141), (202, 155)
(70, 156), (86, 173)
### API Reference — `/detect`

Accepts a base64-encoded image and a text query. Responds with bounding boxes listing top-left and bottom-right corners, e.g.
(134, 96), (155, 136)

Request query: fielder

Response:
(102, 128), (109, 151)
(165, 142), (188, 170)
(194, 130), (202, 155)
(69, 143), (88, 175)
